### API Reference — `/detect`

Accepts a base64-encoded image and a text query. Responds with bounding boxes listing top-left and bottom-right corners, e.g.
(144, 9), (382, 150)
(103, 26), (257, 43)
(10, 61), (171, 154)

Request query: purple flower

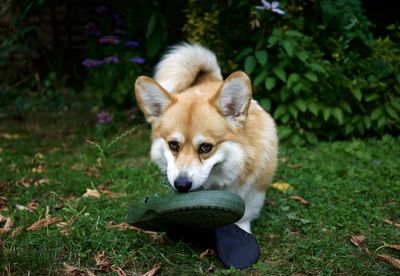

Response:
(97, 111), (113, 124)
(125, 40), (139, 47)
(95, 6), (109, 15)
(128, 57), (145, 64)
(256, 0), (285, 14)
(82, 58), (103, 68)
(99, 35), (120, 45)
(102, 55), (119, 64)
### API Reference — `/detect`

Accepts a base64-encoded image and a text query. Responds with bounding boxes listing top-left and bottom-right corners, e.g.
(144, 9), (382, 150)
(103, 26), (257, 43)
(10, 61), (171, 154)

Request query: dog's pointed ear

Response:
(135, 76), (174, 122)
(212, 71), (252, 127)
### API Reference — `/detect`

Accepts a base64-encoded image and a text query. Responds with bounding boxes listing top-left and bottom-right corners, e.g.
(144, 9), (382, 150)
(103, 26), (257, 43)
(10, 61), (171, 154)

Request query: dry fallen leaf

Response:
(82, 188), (101, 198)
(97, 185), (119, 198)
(70, 163), (86, 171)
(94, 251), (111, 272)
(112, 266), (127, 276)
(15, 204), (29, 211)
(57, 217), (75, 236)
(0, 196), (8, 211)
(199, 248), (215, 258)
(271, 182), (293, 193)
(27, 216), (62, 231)
(388, 245), (400, 251)
(384, 219), (400, 229)
(0, 216), (13, 234)
(0, 133), (20, 140)
(11, 226), (22, 237)
(376, 254), (400, 270)
(32, 164), (46, 174)
(107, 222), (133, 231)
(86, 166), (100, 178)
(290, 195), (309, 206)
(63, 263), (86, 276)
(142, 263), (161, 276)
(287, 163), (303, 169)
(349, 235), (366, 247)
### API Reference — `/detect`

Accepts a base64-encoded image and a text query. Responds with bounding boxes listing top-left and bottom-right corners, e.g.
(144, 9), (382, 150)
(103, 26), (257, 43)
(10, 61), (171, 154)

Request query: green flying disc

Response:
(127, 191), (245, 232)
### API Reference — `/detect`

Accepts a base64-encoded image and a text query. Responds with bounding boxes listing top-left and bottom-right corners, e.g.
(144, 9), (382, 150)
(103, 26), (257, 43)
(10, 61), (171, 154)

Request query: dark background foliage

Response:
(0, 0), (399, 143)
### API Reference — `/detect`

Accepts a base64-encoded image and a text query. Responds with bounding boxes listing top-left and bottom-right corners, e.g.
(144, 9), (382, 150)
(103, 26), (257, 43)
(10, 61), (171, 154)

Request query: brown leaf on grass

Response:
(97, 185), (119, 198)
(107, 222), (133, 231)
(34, 178), (50, 187)
(0, 133), (20, 140)
(280, 156), (289, 163)
(0, 196), (8, 211)
(388, 245), (400, 251)
(0, 214), (6, 222)
(142, 263), (161, 276)
(85, 166), (100, 178)
(27, 216), (62, 231)
(63, 263), (86, 276)
(57, 217), (75, 236)
(287, 163), (303, 169)
(376, 254), (400, 270)
(82, 188), (101, 198)
(384, 219), (400, 229)
(112, 266), (127, 276)
(95, 250), (111, 272)
(32, 164), (46, 174)
(349, 235), (366, 247)
(8, 163), (18, 171)
(11, 226), (22, 237)
(0, 216), (13, 234)
(15, 204), (29, 211)
(70, 163), (86, 171)
(15, 177), (35, 188)
(27, 199), (39, 211)
(199, 248), (215, 258)
(290, 195), (309, 206)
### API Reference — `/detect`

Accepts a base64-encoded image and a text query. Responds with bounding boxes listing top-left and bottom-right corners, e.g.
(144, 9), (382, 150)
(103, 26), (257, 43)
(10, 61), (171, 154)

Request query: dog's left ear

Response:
(212, 71), (252, 127)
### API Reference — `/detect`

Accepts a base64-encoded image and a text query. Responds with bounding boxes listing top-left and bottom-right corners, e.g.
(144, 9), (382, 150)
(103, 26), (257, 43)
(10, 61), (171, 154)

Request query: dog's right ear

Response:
(135, 76), (174, 123)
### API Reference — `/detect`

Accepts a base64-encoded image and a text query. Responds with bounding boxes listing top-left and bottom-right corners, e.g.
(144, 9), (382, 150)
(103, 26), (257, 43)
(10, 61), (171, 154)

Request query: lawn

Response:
(0, 106), (399, 275)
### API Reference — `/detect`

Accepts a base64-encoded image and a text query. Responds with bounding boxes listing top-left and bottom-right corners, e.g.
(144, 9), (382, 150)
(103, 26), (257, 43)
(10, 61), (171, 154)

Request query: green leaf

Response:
(323, 107), (331, 121)
(288, 104), (298, 119)
(278, 125), (293, 140)
(364, 93), (379, 102)
(265, 77), (276, 91)
(363, 116), (371, 129)
(281, 114), (290, 124)
(396, 73), (400, 85)
(273, 67), (286, 82)
(340, 102), (352, 113)
(371, 107), (383, 121)
(309, 63), (327, 74)
(236, 47), (253, 61)
(296, 51), (309, 63)
(351, 88), (362, 101)
(304, 72), (318, 82)
(146, 14), (157, 38)
(377, 116), (387, 129)
(281, 40), (295, 57)
(255, 50), (268, 66)
(280, 88), (290, 102)
(244, 56), (257, 75)
(391, 99), (400, 111)
(253, 71), (267, 87)
(385, 105), (399, 119)
(287, 73), (300, 89)
(308, 102), (319, 116)
(268, 35), (279, 47)
(273, 104), (287, 119)
(332, 108), (344, 124)
(260, 98), (271, 111)
(294, 99), (307, 112)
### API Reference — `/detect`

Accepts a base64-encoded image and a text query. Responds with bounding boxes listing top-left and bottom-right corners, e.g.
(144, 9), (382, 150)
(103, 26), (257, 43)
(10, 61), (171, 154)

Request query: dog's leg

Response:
(235, 190), (265, 233)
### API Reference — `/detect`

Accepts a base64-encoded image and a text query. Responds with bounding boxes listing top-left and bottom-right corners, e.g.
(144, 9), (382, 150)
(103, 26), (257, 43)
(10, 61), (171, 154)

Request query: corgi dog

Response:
(135, 44), (278, 233)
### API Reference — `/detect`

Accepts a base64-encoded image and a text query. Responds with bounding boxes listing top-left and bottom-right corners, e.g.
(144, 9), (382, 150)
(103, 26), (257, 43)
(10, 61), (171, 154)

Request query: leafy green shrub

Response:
(184, 0), (400, 143)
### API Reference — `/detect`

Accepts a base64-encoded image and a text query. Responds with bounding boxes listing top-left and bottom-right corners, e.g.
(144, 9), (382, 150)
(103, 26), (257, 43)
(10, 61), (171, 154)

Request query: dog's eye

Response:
(168, 141), (180, 152)
(199, 143), (213, 154)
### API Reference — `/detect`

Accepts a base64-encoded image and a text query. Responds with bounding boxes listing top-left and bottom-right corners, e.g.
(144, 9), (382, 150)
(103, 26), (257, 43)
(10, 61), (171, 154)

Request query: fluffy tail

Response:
(154, 43), (223, 94)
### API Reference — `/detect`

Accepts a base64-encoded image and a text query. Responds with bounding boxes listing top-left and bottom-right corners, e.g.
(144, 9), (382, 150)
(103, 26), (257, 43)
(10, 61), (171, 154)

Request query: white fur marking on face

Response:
(192, 134), (205, 146)
(186, 141), (245, 191)
(169, 132), (184, 143)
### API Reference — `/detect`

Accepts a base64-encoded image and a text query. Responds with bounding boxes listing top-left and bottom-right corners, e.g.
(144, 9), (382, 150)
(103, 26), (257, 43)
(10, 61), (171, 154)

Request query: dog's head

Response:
(135, 72), (252, 192)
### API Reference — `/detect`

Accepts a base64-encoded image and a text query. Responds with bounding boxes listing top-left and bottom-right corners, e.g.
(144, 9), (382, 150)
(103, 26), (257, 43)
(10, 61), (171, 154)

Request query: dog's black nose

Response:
(174, 176), (192, 192)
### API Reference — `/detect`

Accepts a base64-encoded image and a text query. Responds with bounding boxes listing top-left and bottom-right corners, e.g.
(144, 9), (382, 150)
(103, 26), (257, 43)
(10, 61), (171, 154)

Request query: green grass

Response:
(0, 107), (399, 275)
